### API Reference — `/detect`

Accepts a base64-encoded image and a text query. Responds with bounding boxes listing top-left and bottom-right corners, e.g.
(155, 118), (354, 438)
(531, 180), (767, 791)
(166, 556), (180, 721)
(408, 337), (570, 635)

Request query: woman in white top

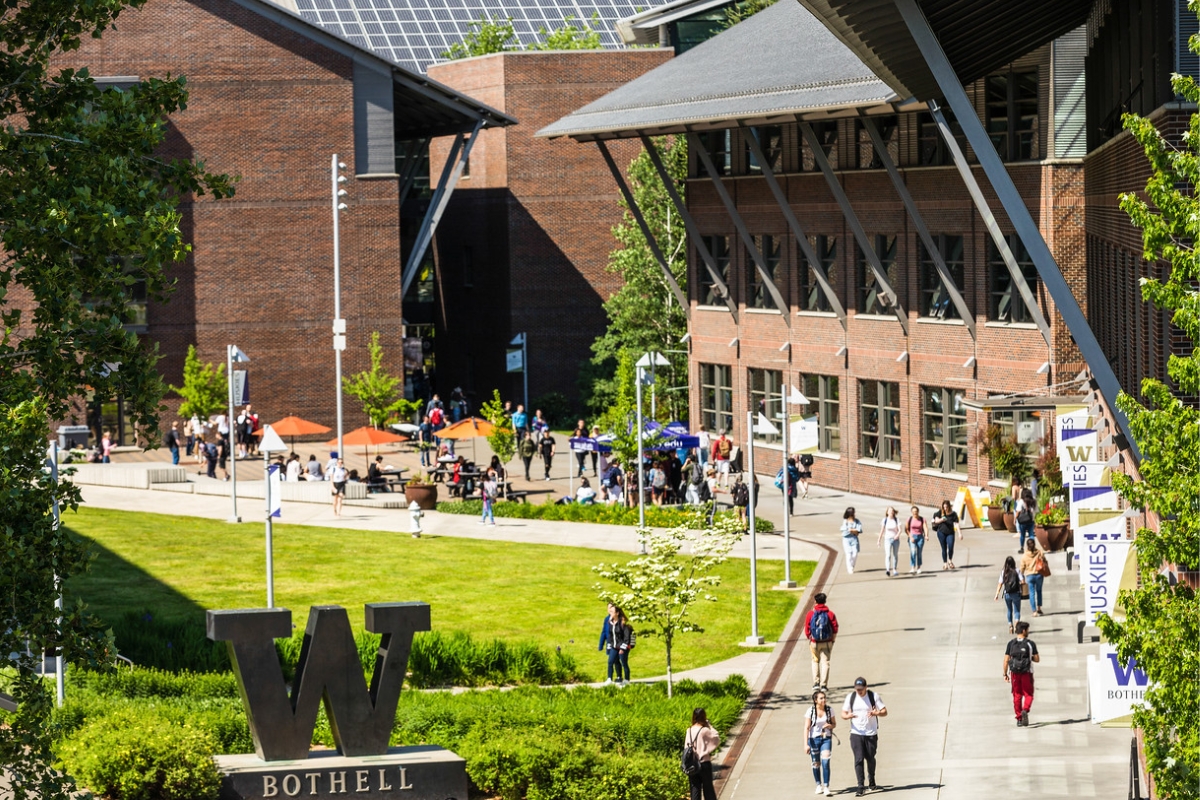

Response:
(575, 477), (597, 505)
(685, 707), (721, 800)
(841, 507), (863, 574)
(877, 506), (901, 577)
(804, 689), (837, 796)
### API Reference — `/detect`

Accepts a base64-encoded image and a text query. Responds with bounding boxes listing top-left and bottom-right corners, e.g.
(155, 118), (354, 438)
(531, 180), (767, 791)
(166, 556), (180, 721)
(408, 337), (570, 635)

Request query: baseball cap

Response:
(854, 677), (867, 687)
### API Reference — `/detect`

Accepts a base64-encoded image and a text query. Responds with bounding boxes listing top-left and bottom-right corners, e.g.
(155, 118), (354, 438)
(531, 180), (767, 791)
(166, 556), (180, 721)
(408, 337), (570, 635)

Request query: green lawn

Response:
(64, 507), (813, 679)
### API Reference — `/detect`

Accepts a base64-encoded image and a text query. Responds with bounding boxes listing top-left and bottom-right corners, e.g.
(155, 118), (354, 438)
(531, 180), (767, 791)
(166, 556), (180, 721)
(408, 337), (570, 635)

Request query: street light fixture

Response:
(634, 351), (670, 554)
(332, 155), (348, 460)
(226, 344), (250, 523)
(779, 386), (809, 588)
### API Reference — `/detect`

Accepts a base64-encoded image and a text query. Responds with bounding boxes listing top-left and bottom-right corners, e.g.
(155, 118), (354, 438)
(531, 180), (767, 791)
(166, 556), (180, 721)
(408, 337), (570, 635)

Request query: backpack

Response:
(698, 481), (712, 503)
(800, 453), (814, 468)
(733, 483), (749, 507)
(850, 690), (878, 714)
(718, 438), (732, 458)
(1003, 569), (1022, 595)
(429, 407), (443, 426)
(1016, 501), (1034, 525)
(1008, 639), (1033, 673)
(690, 466), (705, 486)
(680, 729), (702, 776)
(774, 468), (785, 490)
(809, 608), (833, 642)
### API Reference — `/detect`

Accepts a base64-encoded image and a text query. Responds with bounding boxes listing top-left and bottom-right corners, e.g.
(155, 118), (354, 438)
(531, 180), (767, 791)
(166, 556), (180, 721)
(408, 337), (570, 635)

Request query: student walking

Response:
(842, 677), (887, 796)
(518, 434), (537, 481)
(1020, 538), (1049, 616)
(479, 470), (497, 526)
(572, 419), (589, 477)
(995, 555), (1026, 632)
(1003, 621), (1040, 726)
(776, 457), (800, 515)
(841, 507), (863, 574)
(684, 707), (721, 800)
(797, 452), (814, 498)
(330, 457), (348, 517)
(732, 475), (750, 525)
(539, 431), (556, 481)
(804, 689), (836, 796)
(164, 422), (181, 465)
(804, 593), (838, 691)
(877, 506), (901, 576)
(602, 606), (634, 684)
(906, 506), (928, 574)
(931, 500), (961, 570)
(1015, 488), (1036, 553)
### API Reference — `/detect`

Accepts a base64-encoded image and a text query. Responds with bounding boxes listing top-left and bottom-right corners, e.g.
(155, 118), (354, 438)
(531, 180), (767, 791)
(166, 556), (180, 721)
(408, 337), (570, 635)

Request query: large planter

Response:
(1003, 512), (1018, 533)
(404, 483), (438, 510)
(986, 506), (1007, 531)
(1036, 524), (1071, 552)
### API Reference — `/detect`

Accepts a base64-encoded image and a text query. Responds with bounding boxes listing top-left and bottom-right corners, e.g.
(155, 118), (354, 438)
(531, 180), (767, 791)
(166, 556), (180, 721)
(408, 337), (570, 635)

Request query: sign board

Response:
(1087, 644), (1149, 724)
(1059, 427), (1099, 466)
(402, 338), (422, 371)
(791, 415), (818, 453)
(952, 486), (983, 528)
(1071, 485), (1119, 530)
(267, 463), (282, 519)
(1055, 404), (1094, 449)
(1017, 419), (1041, 444)
(1081, 533), (1131, 623)
(232, 370), (250, 405)
(505, 348), (523, 373)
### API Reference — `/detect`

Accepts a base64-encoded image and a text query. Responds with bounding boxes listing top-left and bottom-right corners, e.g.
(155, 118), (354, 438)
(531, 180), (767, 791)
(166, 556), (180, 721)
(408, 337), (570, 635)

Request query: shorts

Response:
(798, 470), (812, 479)
(717, 460), (731, 474)
(333, 481), (346, 496)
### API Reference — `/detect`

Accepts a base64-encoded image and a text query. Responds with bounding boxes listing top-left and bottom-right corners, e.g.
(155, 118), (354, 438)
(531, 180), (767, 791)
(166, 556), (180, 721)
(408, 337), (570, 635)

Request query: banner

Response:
(506, 348), (524, 373)
(267, 463), (282, 519)
(1055, 403), (1094, 449)
(1081, 530), (1130, 623)
(1087, 644), (1149, 724)
(232, 370), (250, 405)
(1059, 428), (1099, 466)
(792, 415), (818, 453)
(402, 338), (423, 371)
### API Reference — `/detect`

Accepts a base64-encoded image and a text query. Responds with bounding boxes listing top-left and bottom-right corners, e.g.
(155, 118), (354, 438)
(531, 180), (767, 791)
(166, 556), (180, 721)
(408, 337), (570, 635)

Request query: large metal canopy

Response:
(794, 0), (1094, 100)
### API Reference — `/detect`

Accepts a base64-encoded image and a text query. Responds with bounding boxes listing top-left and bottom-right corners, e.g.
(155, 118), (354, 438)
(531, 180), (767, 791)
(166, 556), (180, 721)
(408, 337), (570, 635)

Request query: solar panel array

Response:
(294, 0), (649, 74)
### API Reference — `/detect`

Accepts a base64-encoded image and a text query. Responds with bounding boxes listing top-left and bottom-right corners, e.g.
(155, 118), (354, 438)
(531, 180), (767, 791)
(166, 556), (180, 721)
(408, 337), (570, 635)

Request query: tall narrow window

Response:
(748, 368), (783, 444)
(697, 129), (731, 176)
(860, 380), (900, 463)
(698, 235), (731, 306)
(918, 110), (966, 166)
(988, 236), (1040, 323)
(701, 363), (733, 434)
(856, 116), (898, 169)
(801, 374), (840, 453)
(747, 126), (783, 173)
(919, 235), (965, 319)
(922, 387), (968, 474)
(749, 234), (782, 309)
(799, 235), (838, 312)
(987, 69), (1039, 161)
(802, 121), (838, 171)
(856, 235), (899, 315)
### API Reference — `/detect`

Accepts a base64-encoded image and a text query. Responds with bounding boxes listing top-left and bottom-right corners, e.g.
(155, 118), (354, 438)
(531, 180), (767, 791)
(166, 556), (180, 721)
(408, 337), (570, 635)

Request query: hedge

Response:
(441, 499), (775, 532)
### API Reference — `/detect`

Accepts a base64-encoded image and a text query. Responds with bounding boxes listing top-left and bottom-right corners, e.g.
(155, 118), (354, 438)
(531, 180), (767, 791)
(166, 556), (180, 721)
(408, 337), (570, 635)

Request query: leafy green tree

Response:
(530, 13), (604, 50)
(724, 0), (777, 27)
(0, 3), (233, 797)
(480, 389), (516, 494)
(1094, 14), (1200, 796)
(442, 16), (516, 59)
(342, 332), (419, 428)
(170, 345), (227, 420)
(581, 137), (689, 423)
(593, 517), (742, 696)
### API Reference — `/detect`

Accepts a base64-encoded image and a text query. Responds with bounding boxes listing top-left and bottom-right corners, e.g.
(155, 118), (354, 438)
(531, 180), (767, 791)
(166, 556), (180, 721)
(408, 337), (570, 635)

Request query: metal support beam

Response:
(595, 140), (690, 316)
(800, 121), (908, 334)
(927, 105), (1051, 347)
(640, 134), (738, 322)
(688, 132), (790, 323)
(862, 117), (975, 338)
(402, 120), (482, 296)
(745, 128), (846, 328)
(893, 0), (1137, 461)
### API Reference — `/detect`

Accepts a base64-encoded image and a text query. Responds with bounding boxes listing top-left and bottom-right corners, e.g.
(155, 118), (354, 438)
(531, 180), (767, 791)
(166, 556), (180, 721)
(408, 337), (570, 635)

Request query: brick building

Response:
(55, 0), (511, 442)
(544, 0), (1190, 505)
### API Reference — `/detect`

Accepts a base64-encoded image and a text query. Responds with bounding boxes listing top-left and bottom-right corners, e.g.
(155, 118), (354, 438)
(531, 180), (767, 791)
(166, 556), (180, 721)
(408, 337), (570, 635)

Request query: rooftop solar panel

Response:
(294, 0), (651, 74)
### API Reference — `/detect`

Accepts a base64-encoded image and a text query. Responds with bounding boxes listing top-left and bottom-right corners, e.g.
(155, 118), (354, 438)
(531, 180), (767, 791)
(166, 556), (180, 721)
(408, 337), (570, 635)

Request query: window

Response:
(991, 409), (1041, 477)
(917, 110), (966, 166)
(749, 235), (782, 309)
(988, 236), (1040, 323)
(922, 387), (968, 474)
(698, 235), (731, 306)
(856, 116), (898, 169)
(701, 363), (733, 433)
(860, 380), (900, 463)
(799, 235), (838, 312)
(747, 126), (783, 174)
(802, 121), (838, 171)
(801, 374), (840, 453)
(919, 234), (965, 319)
(986, 70), (1039, 161)
(697, 130), (731, 177)
(748, 368), (783, 444)
(856, 234), (899, 315)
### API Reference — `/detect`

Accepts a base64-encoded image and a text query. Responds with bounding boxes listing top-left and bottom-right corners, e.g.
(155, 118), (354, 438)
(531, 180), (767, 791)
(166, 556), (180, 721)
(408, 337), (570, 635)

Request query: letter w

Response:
(1065, 445), (1093, 462)
(208, 603), (430, 761)
(1106, 652), (1148, 687)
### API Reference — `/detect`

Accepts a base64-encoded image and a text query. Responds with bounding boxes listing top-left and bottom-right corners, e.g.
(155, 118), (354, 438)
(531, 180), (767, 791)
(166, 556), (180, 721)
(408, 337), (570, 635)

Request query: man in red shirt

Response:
(710, 430), (733, 488)
(804, 593), (839, 692)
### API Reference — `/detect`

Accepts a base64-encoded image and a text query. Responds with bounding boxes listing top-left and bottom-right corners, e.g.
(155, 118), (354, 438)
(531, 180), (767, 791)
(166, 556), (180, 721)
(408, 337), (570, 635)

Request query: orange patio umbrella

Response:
(327, 426), (408, 465)
(433, 417), (494, 464)
(255, 415), (333, 449)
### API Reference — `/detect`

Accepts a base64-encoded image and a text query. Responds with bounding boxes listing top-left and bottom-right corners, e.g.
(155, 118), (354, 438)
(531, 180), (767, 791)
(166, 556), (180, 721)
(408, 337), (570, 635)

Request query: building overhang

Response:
(961, 396), (1089, 413)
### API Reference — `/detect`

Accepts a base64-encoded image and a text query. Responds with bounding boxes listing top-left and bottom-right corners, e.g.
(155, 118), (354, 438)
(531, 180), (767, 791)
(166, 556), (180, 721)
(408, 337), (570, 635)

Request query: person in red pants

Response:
(1003, 621), (1040, 726)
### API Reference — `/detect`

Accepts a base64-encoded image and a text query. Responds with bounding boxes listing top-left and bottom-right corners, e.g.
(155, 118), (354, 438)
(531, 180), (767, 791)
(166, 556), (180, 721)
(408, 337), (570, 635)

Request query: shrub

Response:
(440, 499), (774, 532)
(107, 611), (230, 672)
(57, 710), (222, 800)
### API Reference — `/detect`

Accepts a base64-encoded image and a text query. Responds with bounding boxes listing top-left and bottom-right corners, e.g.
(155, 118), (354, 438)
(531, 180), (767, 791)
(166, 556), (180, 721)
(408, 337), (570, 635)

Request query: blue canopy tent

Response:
(643, 421), (699, 451)
(568, 436), (613, 454)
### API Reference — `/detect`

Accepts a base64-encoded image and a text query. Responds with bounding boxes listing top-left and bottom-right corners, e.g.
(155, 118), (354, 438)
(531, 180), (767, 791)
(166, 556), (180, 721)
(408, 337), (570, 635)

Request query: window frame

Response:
(918, 234), (965, 319)
(800, 373), (840, 454)
(917, 110), (967, 167)
(698, 235), (731, 307)
(748, 368), (783, 445)
(986, 68), (1039, 162)
(700, 363), (733, 434)
(856, 116), (898, 169)
(799, 235), (838, 312)
(746, 126), (783, 174)
(859, 379), (901, 463)
(749, 234), (782, 310)
(801, 121), (838, 171)
(987, 235), (1040, 323)
(697, 129), (731, 177)
(922, 386), (969, 474)
(855, 234), (899, 315)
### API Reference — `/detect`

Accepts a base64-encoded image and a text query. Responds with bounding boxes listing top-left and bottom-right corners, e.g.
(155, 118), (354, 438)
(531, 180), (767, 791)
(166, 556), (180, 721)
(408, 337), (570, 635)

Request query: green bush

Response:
(57, 709), (223, 800)
(108, 610), (230, 672)
(408, 630), (582, 687)
(441, 499), (774, 532)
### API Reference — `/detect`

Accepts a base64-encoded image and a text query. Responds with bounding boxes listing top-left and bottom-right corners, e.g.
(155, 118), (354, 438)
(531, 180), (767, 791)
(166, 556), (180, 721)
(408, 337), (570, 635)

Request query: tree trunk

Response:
(665, 636), (673, 698)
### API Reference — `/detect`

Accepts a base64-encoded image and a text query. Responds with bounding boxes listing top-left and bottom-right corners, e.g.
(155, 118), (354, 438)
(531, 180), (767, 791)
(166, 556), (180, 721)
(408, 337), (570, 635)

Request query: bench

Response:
(505, 491), (530, 504)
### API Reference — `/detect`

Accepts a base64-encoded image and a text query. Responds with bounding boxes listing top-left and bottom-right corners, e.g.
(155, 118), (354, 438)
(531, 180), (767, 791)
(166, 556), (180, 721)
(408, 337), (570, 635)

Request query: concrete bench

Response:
(69, 464), (188, 489)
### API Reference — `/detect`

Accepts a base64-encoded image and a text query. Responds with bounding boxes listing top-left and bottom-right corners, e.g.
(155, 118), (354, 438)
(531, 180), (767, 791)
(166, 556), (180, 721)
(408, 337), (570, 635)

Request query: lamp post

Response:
(49, 440), (64, 707)
(779, 386), (808, 589)
(226, 344), (250, 523)
(332, 155), (348, 458)
(746, 410), (764, 645)
(259, 425), (288, 608)
(635, 352), (670, 554)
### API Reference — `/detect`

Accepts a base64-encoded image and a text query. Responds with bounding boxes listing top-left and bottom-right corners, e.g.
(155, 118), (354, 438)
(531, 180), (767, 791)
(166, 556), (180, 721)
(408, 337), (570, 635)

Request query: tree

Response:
(593, 517), (742, 696)
(0, 3), (233, 798)
(529, 14), (603, 50)
(1095, 20), (1200, 796)
(480, 389), (516, 494)
(581, 137), (689, 423)
(441, 16), (516, 59)
(342, 332), (419, 428)
(170, 345), (227, 420)
(724, 0), (777, 27)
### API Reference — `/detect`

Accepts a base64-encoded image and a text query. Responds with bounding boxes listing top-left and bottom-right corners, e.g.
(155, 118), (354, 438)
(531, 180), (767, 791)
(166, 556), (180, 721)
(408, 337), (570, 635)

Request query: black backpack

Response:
(1008, 639), (1033, 673)
(681, 729), (701, 776)
(1016, 501), (1034, 525)
(1003, 569), (1021, 595)
(733, 483), (749, 507)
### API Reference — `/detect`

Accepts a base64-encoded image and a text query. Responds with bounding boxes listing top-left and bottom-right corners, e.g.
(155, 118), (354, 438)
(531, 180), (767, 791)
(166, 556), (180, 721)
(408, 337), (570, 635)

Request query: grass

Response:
(64, 507), (813, 679)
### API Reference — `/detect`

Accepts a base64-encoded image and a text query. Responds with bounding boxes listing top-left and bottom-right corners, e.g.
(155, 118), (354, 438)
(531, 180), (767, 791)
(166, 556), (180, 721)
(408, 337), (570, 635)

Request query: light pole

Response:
(635, 352), (669, 553)
(746, 410), (764, 645)
(49, 440), (64, 707)
(226, 344), (249, 523)
(332, 154), (348, 458)
(259, 425), (288, 608)
(779, 386), (808, 589)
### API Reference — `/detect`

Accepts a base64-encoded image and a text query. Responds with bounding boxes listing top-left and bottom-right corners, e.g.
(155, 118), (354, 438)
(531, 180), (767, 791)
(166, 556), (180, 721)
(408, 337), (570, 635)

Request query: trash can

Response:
(57, 425), (90, 450)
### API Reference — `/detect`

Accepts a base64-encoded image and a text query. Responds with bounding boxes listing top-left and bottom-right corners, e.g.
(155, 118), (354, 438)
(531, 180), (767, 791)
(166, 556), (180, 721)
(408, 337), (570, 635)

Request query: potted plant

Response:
(982, 498), (1007, 531)
(403, 471), (438, 510)
(974, 424), (1032, 532)
(1035, 504), (1070, 552)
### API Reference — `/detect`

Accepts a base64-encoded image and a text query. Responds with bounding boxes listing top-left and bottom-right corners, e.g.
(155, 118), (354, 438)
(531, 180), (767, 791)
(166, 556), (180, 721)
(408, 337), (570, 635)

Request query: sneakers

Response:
(1016, 716), (1023, 727)
(1021, 710), (1029, 726)
(823, 787), (831, 797)
(916, 568), (922, 575)
(869, 784), (880, 791)
(855, 790), (865, 797)
(815, 786), (824, 795)
(603, 679), (613, 685)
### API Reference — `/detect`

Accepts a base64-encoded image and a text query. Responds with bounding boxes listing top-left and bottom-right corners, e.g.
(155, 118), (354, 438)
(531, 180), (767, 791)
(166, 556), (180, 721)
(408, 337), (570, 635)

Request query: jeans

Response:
(481, 500), (494, 525)
(1018, 520), (1035, 551)
(543, 456), (553, 479)
(420, 446), (432, 467)
(606, 647), (629, 681)
(170, 445), (179, 465)
(185, 435), (195, 457)
(883, 537), (900, 573)
(1026, 573), (1044, 613)
(843, 534), (860, 573)
(576, 452), (587, 476)
(808, 736), (832, 785)
(1003, 591), (1022, 624)
(937, 529), (956, 563)
(522, 456), (533, 481)
(1010, 672), (1034, 719)
(850, 733), (879, 789)
(909, 535), (925, 569)
(688, 761), (716, 800)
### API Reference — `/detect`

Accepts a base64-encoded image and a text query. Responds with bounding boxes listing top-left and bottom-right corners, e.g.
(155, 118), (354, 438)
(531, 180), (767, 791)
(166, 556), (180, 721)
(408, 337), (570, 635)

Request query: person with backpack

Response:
(1015, 488), (1036, 553)
(731, 475), (750, 525)
(538, 430), (556, 481)
(1003, 621), (1040, 726)
(841, 677), (887, 797)
(1019, 538), (1050, 616)
(682, 707), (720, 800)
(841, 507), (863, 574)
(775, 457), (800, 516)
(804, 593), (839, 692)
(994, 555), (1026, 633)
(711, 430), (734, 488)
(480, 469), (498, 526)
(518, 433), (537, 482)
(804, 688), (837, 796)
(797, 452), (814, 498)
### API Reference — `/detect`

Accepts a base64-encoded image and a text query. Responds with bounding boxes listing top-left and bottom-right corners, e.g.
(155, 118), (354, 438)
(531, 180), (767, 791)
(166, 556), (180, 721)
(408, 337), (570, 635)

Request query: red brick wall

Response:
(56, 0), (403, 434)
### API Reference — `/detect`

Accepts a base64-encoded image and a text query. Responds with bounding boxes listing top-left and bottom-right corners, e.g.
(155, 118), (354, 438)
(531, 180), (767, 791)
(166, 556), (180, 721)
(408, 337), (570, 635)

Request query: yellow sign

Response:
(953, 486), (984, 528)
